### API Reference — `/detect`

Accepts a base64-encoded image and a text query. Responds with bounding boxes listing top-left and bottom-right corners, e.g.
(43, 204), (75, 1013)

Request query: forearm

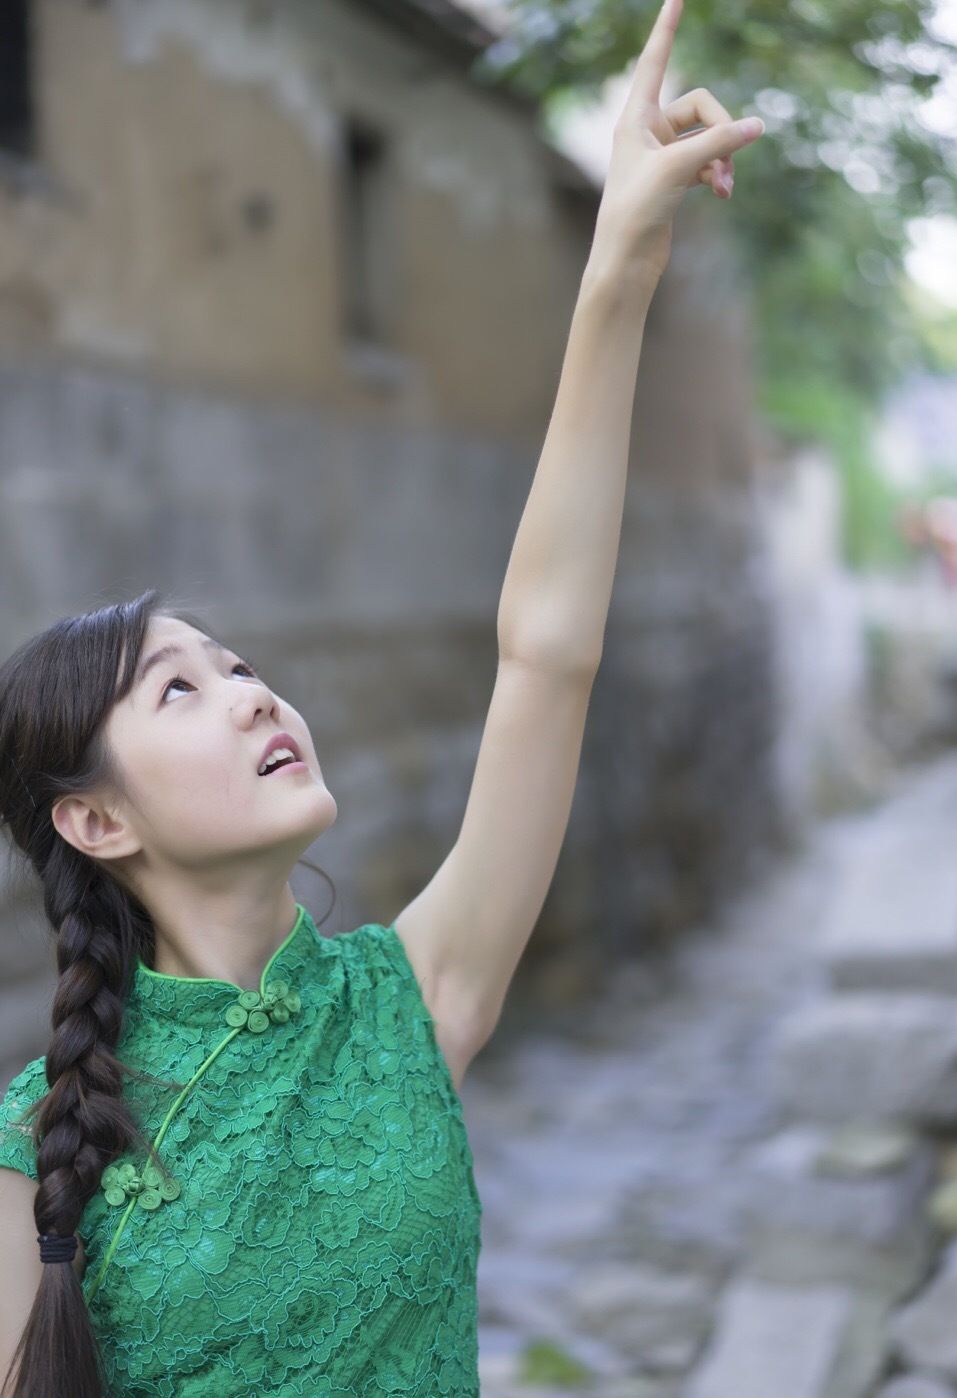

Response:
(496, 251), (658, 674)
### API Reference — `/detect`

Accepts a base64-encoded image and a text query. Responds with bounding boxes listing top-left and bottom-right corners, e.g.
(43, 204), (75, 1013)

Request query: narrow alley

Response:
(464, 749), (957, 1398)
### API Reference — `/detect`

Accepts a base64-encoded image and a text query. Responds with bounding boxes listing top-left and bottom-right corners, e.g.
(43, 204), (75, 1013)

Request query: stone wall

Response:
(0, 0), (780, 1089)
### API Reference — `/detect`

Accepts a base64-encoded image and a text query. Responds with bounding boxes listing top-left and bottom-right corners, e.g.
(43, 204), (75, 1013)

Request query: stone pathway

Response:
(459, 749), (957, 1398)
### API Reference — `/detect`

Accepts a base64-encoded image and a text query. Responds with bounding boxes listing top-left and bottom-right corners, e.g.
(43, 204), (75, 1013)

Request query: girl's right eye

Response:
(161, 661), (259, 703)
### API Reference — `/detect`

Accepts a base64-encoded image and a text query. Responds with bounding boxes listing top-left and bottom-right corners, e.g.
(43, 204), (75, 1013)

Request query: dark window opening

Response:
(339, 113), (395, 347)
(0, 0), (34, 158)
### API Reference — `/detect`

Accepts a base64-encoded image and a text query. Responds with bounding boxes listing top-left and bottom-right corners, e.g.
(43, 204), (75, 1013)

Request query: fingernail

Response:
(739, 117), (764, 139)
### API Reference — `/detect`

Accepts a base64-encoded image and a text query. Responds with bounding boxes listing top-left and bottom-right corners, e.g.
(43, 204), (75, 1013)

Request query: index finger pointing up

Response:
(623, 0), (683, 114)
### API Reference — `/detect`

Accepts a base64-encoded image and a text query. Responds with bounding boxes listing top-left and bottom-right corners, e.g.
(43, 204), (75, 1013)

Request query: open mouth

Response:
(258, 747), (302, 776)
(257, 731), (306, 777)
(261, 757), (298, 775)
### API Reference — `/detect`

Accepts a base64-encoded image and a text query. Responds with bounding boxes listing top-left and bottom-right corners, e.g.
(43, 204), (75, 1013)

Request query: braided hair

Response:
(0, 590), (336, 1398)
(0, 591), (187, 1398)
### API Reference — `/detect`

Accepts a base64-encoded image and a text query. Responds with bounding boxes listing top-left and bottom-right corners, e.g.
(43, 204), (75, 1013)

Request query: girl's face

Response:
(93, 615), (336, 883)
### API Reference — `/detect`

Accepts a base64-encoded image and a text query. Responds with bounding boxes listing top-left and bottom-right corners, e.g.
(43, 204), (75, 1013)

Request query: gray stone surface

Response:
(816, 1124), (922, 1178)
(466, 752), (957, 1397)
(771, 994), (957, 1127)
(475, 1248), (578, 1335)
(821, 837), (957, 996)
(827, 1292), (896, 1398)
(877, 1377), (957, 1398)
(743, 1124), (935, 1239)
(683, 1278), (856, 1398)
(926, 1178), (957, 1234)
(564, 1261), (715, 1372)
(889, 1271), (957, 1379)
(0, 227), (783, 1067)
(821, 754), (957, 996)
(739, 1125), (936, 1301)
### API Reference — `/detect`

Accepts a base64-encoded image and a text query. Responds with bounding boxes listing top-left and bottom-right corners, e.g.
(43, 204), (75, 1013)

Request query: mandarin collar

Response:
(126, 903), (333, 1034)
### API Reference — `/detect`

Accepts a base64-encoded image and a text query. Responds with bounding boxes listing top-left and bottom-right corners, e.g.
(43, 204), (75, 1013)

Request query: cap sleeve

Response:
(334, 921), (467, 1114)
(0, 1056), (48, 1182)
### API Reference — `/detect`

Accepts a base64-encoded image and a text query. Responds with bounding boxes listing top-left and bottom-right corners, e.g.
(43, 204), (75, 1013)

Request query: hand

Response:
(591, 0), (765, 286)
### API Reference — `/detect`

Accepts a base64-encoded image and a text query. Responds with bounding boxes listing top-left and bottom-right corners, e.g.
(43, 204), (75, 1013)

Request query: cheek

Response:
(150, 742), (238, 806)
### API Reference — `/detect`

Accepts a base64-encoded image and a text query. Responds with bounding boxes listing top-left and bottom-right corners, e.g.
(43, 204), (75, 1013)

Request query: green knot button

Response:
(223, 978), (302, 1033)
(101, 1160), (181, 1211)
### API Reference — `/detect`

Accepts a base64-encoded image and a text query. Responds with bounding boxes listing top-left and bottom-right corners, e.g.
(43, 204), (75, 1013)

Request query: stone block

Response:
(771, 995), (957, 1127)
(563, 1261), (716, 1373)
(740, 1125), (936, 1301)
(476, 1248), (576, 1334)
(820, 828), (957, 996)
(684, 1277), (877, 1398)
(817, 1124), (922, 1178)
(889, 1271), (957, 1380)
(927, 1179), (957, 1234)
(877, 1377), (957, 1398)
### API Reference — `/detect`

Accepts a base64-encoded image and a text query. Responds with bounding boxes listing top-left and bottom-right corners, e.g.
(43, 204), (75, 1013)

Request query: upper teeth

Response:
(259, 746), (297, 775)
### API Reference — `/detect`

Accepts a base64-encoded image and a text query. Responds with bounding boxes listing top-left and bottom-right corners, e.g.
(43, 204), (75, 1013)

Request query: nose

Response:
(233, 679), (281, 727)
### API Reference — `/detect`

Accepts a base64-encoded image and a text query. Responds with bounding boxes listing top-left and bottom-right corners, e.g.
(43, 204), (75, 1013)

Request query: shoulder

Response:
(330, 921), (426, 991)
(328, 921), (399, 970)
(328, 921), (432, 1010)
(330, 922), (475, 1097)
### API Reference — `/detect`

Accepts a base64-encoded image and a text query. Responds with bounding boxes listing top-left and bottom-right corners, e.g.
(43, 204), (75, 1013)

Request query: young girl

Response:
(0, 2), (763, 1393)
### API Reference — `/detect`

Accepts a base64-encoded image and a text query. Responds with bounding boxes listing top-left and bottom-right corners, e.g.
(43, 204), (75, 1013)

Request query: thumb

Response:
(672, 115), (765, 172)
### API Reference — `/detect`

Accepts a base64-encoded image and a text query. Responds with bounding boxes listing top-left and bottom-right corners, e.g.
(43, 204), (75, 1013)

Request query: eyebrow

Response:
(134, 637), (229, 693)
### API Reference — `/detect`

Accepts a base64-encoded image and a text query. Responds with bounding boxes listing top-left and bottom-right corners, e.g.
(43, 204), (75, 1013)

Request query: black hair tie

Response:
(38, 1232), (78, 1264)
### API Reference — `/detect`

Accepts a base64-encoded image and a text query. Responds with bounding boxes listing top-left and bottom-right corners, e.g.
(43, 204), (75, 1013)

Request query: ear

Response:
(51, 794), (143, 863)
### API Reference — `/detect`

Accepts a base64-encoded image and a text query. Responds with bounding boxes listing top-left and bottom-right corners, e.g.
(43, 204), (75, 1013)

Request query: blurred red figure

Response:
(899, 497), (957, 588)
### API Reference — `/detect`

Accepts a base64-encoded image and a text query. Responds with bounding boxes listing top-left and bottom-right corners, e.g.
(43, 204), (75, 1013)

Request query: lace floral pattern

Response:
(0, 908), (483, 1398)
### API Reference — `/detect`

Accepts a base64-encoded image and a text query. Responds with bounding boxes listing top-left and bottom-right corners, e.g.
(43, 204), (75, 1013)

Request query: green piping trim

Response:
(84, 904), (307, 1306)
(85, 1025), (243, 1304)
(134, 903), (306, 988)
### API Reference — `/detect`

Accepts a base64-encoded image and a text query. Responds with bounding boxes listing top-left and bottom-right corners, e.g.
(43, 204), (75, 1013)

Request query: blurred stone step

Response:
(820, 827), (957, 996)
(888, 1263), (957, 1382)
(770, 994), (957, 1128)
(876, 1376), (957, 1398)
(561, 1260), (717, 1375)
(738, 1124), (936, 1302)
(813, 751), (957, 995)
(684, 1277), (887, 1398)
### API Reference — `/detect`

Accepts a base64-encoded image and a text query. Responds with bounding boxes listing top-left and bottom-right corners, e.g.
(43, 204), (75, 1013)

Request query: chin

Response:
(307, 789), (338, 831)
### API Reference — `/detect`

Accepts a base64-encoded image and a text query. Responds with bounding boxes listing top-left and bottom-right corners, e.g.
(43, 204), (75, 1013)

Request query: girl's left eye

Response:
(162, 660), (259, 702)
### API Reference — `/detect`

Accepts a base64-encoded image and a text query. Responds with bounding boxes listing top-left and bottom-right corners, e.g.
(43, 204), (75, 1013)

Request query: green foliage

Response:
(907, 461), (957, 499)
(470, 0), (957, 391)
(468, 0), (957, 568)
(758, 374), (912, 570)
(863, 619), (895, 699)
(905, 278), (957, 374)
(515, 1337), (596, 1387)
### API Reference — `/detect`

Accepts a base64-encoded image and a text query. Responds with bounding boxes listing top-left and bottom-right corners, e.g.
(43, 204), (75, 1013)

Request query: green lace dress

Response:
(0, 905), (483, 1398)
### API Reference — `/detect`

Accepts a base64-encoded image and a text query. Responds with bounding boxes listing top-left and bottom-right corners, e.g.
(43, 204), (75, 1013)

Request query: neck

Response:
(145, 884), (301, 990)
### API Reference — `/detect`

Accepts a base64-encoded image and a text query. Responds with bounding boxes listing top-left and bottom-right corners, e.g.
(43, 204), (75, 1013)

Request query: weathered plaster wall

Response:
(2, 0), (585, 432)
(0, 0), (777, 1087)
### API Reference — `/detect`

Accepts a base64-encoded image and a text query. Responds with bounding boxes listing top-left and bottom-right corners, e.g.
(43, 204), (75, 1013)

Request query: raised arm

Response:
(497, 0), (765, 670)
(391, 0), (766, 1085)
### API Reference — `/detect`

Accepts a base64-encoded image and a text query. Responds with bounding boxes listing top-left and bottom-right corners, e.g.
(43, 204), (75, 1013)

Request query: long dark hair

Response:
(0, 588), (336, 1398)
